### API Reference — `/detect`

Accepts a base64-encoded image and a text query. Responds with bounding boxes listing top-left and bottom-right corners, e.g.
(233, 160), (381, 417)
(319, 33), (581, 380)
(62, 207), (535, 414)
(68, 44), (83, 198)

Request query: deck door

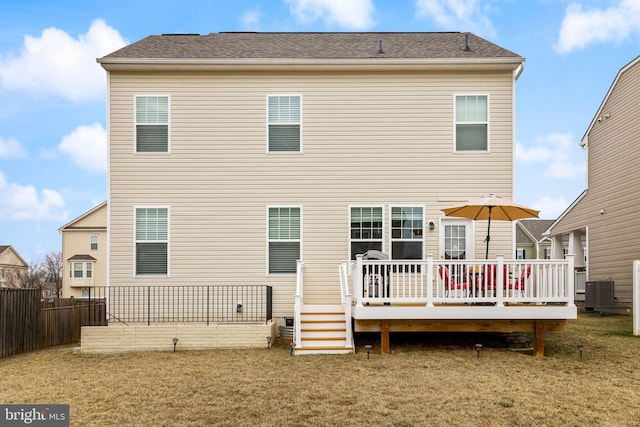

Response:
(441, 219), (472, 282)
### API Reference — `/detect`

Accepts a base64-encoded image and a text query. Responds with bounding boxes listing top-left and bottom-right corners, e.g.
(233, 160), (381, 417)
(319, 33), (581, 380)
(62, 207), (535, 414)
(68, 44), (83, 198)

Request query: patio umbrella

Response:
(441, 194), (539, 259)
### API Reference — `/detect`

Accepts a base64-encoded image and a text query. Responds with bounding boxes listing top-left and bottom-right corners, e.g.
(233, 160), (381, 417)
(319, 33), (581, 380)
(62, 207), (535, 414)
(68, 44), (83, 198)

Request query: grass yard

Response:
(1, 312), (639, 426)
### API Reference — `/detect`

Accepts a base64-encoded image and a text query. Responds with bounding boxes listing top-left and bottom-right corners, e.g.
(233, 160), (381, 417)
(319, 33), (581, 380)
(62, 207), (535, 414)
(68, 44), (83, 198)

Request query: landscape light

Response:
(266, 336), (272, 350)
(172, 337), (179, 352)
(364, 344), (372, 359)
(577, 344), (584, 360)
(474, 343), (483, 358)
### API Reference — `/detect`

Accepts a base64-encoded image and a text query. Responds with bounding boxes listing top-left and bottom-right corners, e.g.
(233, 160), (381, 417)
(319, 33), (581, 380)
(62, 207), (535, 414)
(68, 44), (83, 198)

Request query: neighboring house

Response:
(0, 245), (28, 287)
(59, 202), (107, 298)
(546, 55), (640, 308)
(92, 32), (576, 355)
(515, 219), (555, 260)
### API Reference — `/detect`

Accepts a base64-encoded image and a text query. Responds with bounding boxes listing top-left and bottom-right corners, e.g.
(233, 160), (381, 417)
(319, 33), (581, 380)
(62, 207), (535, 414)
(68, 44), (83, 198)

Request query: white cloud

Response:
(241, 10), (261, 30)
(286, 0), (375, 29)
(0, 136), (27, 158)
(58, 123), (107, 172)
(532, 196), (570, 219)
(0, 19), (127, 101)
(555, 1), (640, 53)
(516, 133), (586, 179)
(415, 0), (496, 39)
(0, 171), (68, 221)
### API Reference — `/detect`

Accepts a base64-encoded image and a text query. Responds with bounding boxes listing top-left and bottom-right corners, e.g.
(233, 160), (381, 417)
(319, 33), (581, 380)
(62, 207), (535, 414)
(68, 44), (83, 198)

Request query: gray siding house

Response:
(547, 55), (640, 308)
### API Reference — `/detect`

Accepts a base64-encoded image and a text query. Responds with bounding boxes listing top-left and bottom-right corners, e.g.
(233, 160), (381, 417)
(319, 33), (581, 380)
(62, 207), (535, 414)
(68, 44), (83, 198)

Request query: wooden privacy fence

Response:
(1, 289), (106, 358)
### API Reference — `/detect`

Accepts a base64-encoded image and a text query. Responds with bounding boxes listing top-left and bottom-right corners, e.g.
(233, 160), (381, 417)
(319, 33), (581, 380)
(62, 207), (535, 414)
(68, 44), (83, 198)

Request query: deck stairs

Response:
(294, 304), (353, 355)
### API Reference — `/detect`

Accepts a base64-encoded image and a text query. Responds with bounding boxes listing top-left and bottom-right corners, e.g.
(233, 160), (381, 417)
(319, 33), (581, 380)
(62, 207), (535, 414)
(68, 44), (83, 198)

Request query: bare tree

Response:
(3, 268), (26, 288)
(21, 262), (46, 289)
(43, 252), (63, 295)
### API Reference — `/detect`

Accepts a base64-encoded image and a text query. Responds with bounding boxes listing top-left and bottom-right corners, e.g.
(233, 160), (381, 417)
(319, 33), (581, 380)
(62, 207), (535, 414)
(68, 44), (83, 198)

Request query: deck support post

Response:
(534, 320), (544, 357)
(381, 320), (390, 355)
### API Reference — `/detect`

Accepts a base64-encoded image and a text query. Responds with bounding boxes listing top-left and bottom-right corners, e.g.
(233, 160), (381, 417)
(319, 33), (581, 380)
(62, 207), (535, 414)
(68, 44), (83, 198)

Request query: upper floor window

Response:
(268, 207), (301, 274)
(455, 95), (488, 151)
(135, 95), (169, 153)
(268, 95), (301, 152)
(350, 207), (383, 259)
(135, 207), (169, 275)
(90, 235), (98, 251)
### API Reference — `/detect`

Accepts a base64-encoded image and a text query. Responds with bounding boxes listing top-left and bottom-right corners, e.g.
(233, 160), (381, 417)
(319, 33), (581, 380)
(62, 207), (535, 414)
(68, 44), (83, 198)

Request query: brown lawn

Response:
(1, 312), (639, 426)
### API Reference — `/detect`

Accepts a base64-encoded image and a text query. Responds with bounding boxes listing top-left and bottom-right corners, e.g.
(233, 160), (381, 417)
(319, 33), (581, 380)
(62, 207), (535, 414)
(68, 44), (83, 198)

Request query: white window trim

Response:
(266, 205), (303, 276)
(90, 235), (98, 251)
(133, 205), (171, 278)
(348, 205), (385, 259)
(266, 94), (303, 154)
(390, 205), (425, 260)
(453, 93), (490, 153)
(134, 94), (171, 154)
(70, 261), (95, 282)
(439, 218), (475, 259)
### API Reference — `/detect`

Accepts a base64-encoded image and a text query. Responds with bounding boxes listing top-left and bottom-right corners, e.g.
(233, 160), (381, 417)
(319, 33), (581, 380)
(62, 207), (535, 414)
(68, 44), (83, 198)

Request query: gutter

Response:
(97, 57), (525, 72)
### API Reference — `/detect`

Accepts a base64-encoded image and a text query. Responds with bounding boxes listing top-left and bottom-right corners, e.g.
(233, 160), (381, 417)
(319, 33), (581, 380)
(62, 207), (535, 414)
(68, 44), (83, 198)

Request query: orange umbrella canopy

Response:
(442, 194), (539, 259)
(442, 194), (539, 221)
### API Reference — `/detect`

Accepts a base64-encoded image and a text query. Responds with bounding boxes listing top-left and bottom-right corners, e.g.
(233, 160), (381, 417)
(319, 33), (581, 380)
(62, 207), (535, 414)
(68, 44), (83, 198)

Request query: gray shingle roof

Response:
(517, 219), (555, 244)
(99, 32), (521, 62)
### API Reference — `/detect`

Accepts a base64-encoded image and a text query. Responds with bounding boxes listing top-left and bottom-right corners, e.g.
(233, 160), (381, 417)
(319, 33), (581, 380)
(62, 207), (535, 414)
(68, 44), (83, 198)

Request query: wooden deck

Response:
(293, 255), (578, 356)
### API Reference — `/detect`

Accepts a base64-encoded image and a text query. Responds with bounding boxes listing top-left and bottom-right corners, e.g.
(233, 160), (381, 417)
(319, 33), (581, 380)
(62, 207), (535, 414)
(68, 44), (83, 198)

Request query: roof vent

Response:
(464, 33), (472, 52)
(377, 39), (385, 54)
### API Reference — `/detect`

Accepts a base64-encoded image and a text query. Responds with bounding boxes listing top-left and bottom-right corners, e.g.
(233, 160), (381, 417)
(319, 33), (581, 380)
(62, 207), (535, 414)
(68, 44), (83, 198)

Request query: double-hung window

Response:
(268, 207), (301, 274)
(391, 207), (423, 260)
(73, 262), (84, 278)
(455, 95), (488, 151)
(90, 235), (98, 251)
(71, 262), (93, 279)
(350, 207), (383, 259)
(135, 207), (169, 275)
(135, 95), (169, 153)
(268, 95), (301, 152)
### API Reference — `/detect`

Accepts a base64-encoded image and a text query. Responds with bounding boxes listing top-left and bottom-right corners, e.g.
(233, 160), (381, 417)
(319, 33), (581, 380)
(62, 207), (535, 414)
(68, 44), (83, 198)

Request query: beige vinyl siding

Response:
(60, 203), (107, 298)
(551, 60), (640, 302)
(108, 69), (515, 315)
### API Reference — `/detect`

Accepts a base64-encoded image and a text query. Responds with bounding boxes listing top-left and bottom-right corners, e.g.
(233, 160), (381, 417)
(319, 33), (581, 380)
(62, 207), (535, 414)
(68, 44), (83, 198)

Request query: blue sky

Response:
(0, 0), (638, 263)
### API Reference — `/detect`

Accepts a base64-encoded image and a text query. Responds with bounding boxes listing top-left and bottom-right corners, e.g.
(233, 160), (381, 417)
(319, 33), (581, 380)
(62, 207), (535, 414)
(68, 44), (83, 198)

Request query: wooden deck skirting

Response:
(354, 319), (568, 357)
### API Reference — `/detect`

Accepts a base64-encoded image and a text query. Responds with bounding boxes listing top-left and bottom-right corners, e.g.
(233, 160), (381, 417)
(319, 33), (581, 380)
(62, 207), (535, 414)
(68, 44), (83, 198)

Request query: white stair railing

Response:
(339, 261), (354, 349)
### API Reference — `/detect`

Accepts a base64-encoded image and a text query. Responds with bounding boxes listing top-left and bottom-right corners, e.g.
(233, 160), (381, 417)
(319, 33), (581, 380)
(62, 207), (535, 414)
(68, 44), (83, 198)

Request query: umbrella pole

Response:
(485, 206), (493, 259)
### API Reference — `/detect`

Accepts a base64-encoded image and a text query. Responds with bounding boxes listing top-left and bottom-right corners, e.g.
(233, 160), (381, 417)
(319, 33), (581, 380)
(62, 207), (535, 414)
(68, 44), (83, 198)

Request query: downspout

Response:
(294, 260), (303, 349)
(104, 67), (111, 321)
(512, 61), (524, 259)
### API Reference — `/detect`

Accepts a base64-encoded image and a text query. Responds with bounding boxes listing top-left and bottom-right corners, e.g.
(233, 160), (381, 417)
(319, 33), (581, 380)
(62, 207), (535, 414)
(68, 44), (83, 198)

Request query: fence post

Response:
(496, 254), (504, 307)
(266, 286), (273, 324)
(147, 286), (151, 326)
(634, 260), (640, 336)
(427, 254), (434, 307)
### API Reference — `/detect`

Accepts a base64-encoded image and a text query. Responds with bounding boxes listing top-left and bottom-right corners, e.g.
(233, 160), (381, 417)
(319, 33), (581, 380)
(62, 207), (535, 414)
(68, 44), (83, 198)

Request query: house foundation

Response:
(80, 322), (276, 354)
